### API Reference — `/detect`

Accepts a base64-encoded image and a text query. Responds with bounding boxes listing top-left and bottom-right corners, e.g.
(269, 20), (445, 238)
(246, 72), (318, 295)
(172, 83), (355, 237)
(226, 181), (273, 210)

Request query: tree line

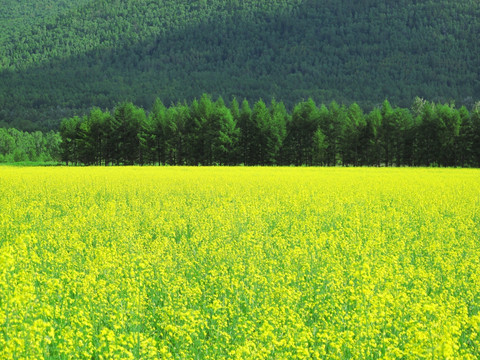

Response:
(55, 95), (480, 167)
(0, 128), (60, 163)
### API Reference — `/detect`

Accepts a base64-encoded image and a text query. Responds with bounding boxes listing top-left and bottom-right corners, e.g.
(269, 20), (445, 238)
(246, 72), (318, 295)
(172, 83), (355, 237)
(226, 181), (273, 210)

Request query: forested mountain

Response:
(1, 0), (479, 130)
(0, 0), (91, 43)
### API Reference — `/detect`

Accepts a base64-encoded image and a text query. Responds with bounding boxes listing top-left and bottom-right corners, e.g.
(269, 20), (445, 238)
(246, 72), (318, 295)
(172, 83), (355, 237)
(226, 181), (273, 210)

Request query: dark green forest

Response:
(1, 0), (479, 131)
(12, 96), (469, 167)
(0, 0), (91, 42)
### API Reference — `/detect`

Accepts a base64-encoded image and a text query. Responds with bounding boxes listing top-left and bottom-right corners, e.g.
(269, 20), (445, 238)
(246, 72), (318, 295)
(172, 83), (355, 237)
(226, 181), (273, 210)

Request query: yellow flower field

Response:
(1, 167), (480, 359)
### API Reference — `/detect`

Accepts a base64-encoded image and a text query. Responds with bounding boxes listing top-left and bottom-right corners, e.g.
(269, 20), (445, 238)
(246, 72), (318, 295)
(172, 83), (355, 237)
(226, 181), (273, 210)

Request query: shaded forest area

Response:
(1, 0), (479, 131)
(39, 95), (480, 167)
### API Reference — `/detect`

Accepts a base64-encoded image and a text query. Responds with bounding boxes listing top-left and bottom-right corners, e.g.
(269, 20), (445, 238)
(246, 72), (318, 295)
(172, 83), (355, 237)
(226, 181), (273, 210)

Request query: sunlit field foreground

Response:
(1, 167), (480, 359)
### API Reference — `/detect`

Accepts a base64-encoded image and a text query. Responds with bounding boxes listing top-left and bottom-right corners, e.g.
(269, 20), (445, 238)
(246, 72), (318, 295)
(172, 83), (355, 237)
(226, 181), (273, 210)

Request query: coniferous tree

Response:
(150, 98), (168, 165)
(366, 108), (382, 166)
(380, 100), (395, 166)
(458, 106), (473, 167)
(250, 100), (270, 165)
(416, 101), (440, 166)
(113, 102), (145, 165)
(59, 116), (82, 165)
(269, 99), (288, 165)
(77, 115), (95, 165)
(436, 103), (461, 166)
(77, 108), (109, 165)
(288, 98), (320, 166)
(321, 101), (346, 166)
(312, 127), (328, 165)
(230, 98), (241, 163)
(207, 100), (239, 165)
(341, 103), (366, 166)
(393, 107), (414, 166)
(194, 94), (215, 165)
(164, 103), (188, 165)
(238, 99), (253, 165)
(106, 108), (122, 165)
(471, 102), (480, 167)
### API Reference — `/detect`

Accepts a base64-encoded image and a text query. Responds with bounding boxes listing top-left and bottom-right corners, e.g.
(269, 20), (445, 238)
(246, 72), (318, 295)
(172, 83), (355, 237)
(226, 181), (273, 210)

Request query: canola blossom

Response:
(0, 167), (480, 359)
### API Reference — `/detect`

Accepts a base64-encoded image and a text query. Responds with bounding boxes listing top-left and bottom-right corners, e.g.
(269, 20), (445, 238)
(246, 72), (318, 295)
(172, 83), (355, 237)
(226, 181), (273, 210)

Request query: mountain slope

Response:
(0, 0), (91, 44)
(1, 0), (479, 130)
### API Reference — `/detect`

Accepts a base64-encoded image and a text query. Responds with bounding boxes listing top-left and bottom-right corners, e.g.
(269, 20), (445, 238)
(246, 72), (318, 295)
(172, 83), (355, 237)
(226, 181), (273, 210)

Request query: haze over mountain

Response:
(1, 0), (479, 130)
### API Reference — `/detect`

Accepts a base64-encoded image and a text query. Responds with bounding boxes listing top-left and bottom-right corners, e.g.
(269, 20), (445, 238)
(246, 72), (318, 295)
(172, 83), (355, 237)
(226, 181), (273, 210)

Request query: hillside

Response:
(0, 0), (91, 43)
(0, 0), (479, 130)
